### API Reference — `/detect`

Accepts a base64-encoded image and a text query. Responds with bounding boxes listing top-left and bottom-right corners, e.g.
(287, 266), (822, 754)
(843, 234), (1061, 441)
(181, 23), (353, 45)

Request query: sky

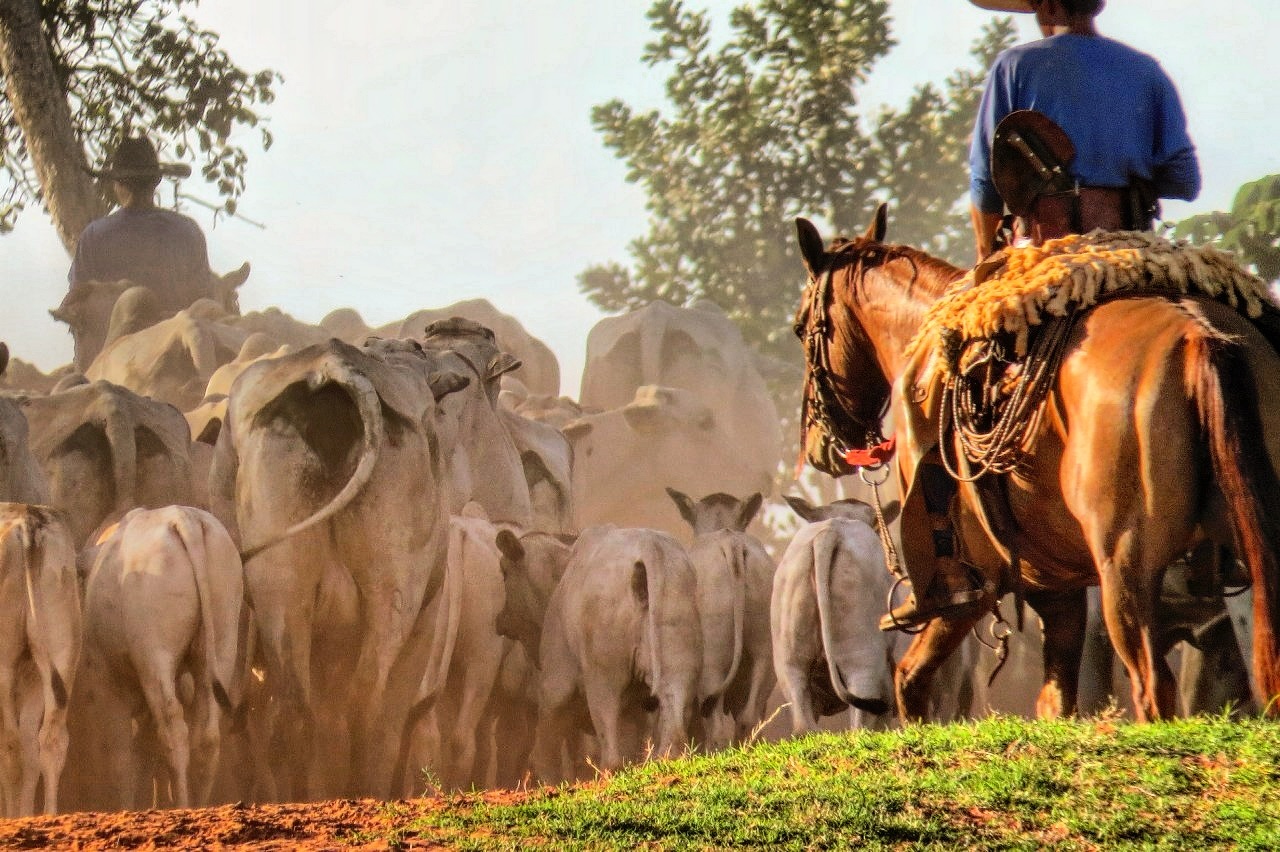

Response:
(6, 1), (1279, 395)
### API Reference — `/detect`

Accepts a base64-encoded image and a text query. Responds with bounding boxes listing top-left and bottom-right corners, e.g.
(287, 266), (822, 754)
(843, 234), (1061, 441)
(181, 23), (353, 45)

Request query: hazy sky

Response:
(6, 1), (1278, 394)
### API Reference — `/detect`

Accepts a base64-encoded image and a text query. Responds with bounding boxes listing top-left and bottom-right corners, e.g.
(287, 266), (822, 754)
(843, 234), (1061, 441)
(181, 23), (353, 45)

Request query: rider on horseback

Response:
(969, 0), (1201, 261)
(884, 0), (1204, 630)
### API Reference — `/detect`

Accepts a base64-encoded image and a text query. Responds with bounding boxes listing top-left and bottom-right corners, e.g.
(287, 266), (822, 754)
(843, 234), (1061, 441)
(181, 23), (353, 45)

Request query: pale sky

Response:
(6, 1), (1278, 395)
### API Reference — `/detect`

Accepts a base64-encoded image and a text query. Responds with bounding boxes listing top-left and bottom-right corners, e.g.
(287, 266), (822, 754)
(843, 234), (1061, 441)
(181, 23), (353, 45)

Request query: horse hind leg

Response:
(1025, 588), (1086, 719)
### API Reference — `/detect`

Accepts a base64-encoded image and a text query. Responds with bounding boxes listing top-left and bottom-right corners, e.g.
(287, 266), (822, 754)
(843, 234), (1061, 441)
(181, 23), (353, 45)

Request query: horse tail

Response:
(1188, 329), (1280, 712)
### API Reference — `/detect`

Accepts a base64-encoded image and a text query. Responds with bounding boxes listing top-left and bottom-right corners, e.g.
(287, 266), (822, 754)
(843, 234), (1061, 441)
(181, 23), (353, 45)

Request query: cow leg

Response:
(895, 608), (985, 722)
(734, 660), (774, 744)
(186, 681), (222, 808)
(1026, 588), (1087, 719)
(493, 698), (536, 789)
(0, 664), (22, 817)
(775, 661), (819, 735)
(136, 657), (192, 808)
(583, 677), (628, 772)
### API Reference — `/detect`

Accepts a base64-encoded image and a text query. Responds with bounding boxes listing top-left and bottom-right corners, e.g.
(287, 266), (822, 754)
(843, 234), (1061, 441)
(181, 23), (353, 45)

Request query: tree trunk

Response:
(0, 0), (105, 255)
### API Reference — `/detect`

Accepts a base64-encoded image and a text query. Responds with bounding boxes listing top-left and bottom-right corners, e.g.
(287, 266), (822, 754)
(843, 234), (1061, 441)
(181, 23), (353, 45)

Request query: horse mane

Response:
(825, 236), (963, 303)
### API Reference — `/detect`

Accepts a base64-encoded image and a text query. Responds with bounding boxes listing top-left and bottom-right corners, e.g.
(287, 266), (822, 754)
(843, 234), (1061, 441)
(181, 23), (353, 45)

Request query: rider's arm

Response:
(970, 204), (1002, 264)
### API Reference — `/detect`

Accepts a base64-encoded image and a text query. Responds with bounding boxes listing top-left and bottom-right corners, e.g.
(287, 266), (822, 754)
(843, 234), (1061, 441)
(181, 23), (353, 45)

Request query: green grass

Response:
(377, 714), (1280, 850)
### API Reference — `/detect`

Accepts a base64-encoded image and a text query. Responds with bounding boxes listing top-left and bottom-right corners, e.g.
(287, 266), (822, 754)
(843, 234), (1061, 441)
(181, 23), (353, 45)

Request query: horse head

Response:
(793, 206), (900, 461)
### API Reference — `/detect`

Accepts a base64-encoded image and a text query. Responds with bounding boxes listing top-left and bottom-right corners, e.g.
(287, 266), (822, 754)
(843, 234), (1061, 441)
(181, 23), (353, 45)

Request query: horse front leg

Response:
(895, 608), (985, 722)
(1025, 588), (1086, 719)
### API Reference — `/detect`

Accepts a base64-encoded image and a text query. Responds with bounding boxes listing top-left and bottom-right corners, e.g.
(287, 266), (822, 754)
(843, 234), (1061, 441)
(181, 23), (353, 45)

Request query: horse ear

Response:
(795, 218), (826, 277)
(864, 203), (888, 243)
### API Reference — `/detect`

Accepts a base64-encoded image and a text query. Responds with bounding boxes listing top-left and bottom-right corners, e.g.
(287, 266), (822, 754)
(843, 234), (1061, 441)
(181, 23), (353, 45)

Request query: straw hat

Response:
(969, 0), (1034, 11)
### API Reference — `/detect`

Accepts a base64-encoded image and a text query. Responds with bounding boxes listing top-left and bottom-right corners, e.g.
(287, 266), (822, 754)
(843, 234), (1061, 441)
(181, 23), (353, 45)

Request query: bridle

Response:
(793, 246), (894, 476)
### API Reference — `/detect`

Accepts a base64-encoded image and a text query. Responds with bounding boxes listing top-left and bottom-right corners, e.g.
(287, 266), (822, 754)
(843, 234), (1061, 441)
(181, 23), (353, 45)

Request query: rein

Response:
(794, 259), (890, 478)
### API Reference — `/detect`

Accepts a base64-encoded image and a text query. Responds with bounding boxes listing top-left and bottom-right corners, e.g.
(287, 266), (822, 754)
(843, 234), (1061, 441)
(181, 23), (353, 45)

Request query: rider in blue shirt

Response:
(967, 0), (1201, 262)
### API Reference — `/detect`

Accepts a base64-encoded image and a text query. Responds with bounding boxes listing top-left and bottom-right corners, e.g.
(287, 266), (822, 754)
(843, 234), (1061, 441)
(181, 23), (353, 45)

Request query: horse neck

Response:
(838, 251), (963, 381)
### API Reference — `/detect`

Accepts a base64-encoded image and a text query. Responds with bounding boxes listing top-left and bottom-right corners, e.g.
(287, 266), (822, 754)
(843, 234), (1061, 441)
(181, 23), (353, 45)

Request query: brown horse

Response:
(795, 205), (1280, 722)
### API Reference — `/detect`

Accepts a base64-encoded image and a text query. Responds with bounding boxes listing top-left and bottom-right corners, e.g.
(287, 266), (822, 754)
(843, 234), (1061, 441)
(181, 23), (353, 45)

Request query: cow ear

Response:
(879, 499), (901, 526)
(736, 492), (764, 530)
(495, 529), (524, 573)
(487, 352), (522, 382)
(428, 370), (470, 402)
(796, 218), (826, 278)
(783, 494), (823, 523)
(864, 202), (888, 243)
(665, 487), (697, 529)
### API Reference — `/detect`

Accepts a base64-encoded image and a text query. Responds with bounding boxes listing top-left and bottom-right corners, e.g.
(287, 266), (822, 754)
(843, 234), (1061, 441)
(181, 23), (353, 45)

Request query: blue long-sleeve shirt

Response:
(969, 34), (1201, 215)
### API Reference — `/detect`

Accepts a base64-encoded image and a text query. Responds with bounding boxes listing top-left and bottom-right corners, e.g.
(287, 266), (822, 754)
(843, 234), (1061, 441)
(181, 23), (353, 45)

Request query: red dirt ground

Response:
(0, 795), (501, 850)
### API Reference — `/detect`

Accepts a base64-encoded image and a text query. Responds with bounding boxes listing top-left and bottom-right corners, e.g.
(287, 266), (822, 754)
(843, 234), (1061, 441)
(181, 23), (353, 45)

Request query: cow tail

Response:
(637, 541), (664, 702)
(240, 360), (383, 561)
(414, 519), (466, 710)
(1188, 330), (1280, 712)
(171, 513), (233, 713)
(19, 516), (68, 707)
(707, 536), (746, 701)
(98, 397), (137, 518)
(812, 528), (855, 707)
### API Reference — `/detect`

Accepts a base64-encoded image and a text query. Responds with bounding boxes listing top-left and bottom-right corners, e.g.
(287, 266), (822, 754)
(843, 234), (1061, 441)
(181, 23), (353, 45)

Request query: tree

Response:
(1172, 174), (1280, 283)
(0, 0), (279, 252)
(579, 0), (1015, 375)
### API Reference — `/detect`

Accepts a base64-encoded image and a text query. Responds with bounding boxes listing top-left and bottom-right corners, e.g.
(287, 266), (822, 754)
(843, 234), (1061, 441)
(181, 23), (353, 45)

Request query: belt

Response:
(1013, 185), (1154, 245)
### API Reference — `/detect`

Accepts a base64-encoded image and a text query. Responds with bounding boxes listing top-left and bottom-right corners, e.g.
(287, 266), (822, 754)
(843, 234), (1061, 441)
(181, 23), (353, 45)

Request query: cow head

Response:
(494, 529), (574, 658)
(665, 487), (763, 535)
(783, 494), (899, 527)
(50, 279), (135, 369)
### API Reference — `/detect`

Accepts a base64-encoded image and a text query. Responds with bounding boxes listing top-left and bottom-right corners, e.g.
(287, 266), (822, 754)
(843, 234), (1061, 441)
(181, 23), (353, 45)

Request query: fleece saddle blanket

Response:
(907, 230), (1273, 364)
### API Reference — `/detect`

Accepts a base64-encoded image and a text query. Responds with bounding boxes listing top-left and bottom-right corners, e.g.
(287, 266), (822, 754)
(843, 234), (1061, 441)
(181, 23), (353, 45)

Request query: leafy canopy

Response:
(0, 0), (280, 231)
(1173, 174), (1280, 283)
(580, 0), (1015, 371)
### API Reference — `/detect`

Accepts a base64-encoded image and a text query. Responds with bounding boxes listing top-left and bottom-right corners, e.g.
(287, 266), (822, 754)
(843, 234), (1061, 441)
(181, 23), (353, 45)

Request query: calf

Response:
(666, 488), (775, 748)
(70, 506), (244, 809)
(773, 496), (901, 734)
(529, 526), (702, 782)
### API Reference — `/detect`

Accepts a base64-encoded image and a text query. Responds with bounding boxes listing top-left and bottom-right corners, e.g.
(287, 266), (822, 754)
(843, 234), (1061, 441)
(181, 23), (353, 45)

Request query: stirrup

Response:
(878, 586), (986, 633)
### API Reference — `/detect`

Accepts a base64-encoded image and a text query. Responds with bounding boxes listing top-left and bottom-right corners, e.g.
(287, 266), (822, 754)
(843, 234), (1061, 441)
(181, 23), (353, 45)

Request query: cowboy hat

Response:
(969, 0), (1034, 11)
(88, 136), (192, 182)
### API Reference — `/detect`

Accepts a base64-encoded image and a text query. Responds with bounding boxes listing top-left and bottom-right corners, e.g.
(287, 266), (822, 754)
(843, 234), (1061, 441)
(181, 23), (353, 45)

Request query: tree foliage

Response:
(579, 0), (1015, 372)
(0, 0), (279, 238)
(1173, 174), (1280, 282)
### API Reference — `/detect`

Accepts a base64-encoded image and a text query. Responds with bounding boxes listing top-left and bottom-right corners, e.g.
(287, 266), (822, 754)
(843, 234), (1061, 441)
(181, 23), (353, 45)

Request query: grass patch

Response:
(390, 715), (1280, 850)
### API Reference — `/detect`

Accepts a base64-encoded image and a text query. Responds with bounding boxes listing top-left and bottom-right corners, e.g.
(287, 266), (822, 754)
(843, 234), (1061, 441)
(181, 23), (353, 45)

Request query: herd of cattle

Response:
(0, 271), (1256, 816)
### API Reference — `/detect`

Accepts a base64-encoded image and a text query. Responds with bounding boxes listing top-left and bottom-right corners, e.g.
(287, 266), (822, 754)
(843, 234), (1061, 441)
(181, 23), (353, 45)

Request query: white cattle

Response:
(487, 529), (576, 786)
(773, 496), (901, 734)
(209, 338), (466, 798)
(531, 526), (702, 781)
(666, 489), (775, 749)
(0, 504), (80, 816)
(70, 506), (245, 810)
(403, 511), (508, 792)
